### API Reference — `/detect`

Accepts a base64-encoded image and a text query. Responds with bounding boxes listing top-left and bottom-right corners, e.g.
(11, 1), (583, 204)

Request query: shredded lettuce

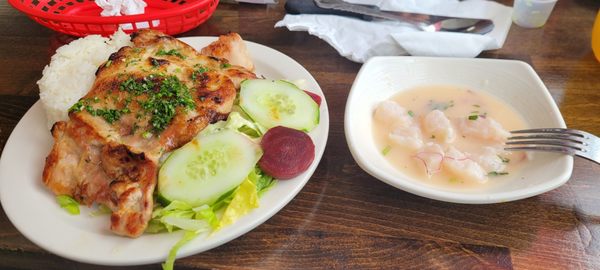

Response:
(161, 216), (210, 233)
(199, 110), (265, 138)
(154, 110), (276, 269)
(252, 168), (276, 197)
(146, 218), (167, 234)
(56, 195), (80, 215)
(162, 231), (198, 270)
(210, 188), (236, 211)
(89, 204), (111, 217)
(194, 205), (219, 229)
(216, 168), (274, 230)
(217, 178), (259, 230)
(149, 167), (277, 268)
(150, 200), (212, 233)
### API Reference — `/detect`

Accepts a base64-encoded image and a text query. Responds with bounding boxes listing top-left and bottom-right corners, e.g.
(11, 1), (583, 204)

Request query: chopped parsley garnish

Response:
(94, 108), (126, 123)
(408, 110), (415, 117)
(191, 65), (209, 80)
(428, 100), (454, 111)
(150, 58), (161, 67)
(123, 74), (195, 133)
(468, 115), (479, 120)
(221, 63), (231, 68)
(382, 145), (392, 156)
(105, 60), (112, 67)
(156, 49), (186, 59)
(68, 98), (129, 124)
(120, 76), (155, 95)
(448, 177), (461, 183)
(125, 58), (140, 67)
(498, 156), (510, 163)
(70, 74), (195, 134)
(488, 171), (509, 176)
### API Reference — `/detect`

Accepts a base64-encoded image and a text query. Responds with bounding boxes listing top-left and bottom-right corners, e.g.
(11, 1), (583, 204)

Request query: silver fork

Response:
(313, 0), (495, 34)
(505, 128), (600, 164)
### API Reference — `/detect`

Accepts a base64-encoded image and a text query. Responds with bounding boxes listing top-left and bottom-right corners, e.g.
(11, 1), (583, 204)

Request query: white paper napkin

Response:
(95, 0), (161, 29)
(275, 0), (513, 62)
(95, 0), (147, 16)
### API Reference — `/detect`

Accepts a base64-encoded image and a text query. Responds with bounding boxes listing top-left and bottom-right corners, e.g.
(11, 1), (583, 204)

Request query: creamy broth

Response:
(372, 85), (529, 191)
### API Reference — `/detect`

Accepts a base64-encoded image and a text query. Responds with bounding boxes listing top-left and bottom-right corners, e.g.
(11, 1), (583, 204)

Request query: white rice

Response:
(38, 29), (133, 129)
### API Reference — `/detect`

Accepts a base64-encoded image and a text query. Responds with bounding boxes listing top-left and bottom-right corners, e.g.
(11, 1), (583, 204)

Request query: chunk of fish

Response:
(374, 100), (413, 128)
(458, 116), (510, 143)
(476, 146), (506, 173)
(413, 143), (444, 176)
(389, 125), (423, 150)
(422, 110), (455, 143)
(444, 146), (487, 183)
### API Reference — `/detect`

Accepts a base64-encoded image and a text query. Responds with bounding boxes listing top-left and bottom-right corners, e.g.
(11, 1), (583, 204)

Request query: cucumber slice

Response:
(239, 79), (319, 132)
(158, 130), (262, 207)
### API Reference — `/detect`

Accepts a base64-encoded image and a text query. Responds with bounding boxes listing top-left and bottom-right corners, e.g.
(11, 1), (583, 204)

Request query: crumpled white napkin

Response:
(275, 0), (513, 62)
(95, 0), (147, 16)
(95, 0), (160, 29)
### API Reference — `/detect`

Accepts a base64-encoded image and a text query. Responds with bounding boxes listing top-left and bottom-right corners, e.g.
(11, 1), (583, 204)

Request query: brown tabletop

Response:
(1, 0), (600, 269)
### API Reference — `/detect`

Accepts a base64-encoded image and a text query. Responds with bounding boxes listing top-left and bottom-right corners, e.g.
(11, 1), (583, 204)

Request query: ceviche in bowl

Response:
(345, 56), (572, 204)
(0, 30), (329, 267)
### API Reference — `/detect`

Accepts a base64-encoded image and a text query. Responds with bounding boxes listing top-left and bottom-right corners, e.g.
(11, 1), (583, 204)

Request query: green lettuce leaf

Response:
(251, 168), (276, 197)
(210, 188), (236, 211)
(199, 111), (265, 138)
(89, 204), (111, 217)
(152, 160), (276, 269)
(162, 231), (198, 270)
(149, 200), (219, 233)
(56, 195), (80, 215)
(194, 205), (219, 229)
(216, 178), (259, 230)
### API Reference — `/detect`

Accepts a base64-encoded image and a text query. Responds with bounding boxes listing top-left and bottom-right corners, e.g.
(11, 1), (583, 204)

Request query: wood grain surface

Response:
(1, 0), (600, 269)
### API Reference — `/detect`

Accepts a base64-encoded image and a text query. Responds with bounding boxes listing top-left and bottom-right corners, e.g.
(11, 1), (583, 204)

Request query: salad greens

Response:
(56, 195), (80, 215)
(162, 231), (197, 270)
(153, 168), (275, 270)
(151, 108), (276, 270)
(200, 109), (266, 138)
(89, 204), (111, 217)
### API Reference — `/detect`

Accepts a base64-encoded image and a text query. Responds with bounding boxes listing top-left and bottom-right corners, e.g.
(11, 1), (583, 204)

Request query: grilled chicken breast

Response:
(43, 29), (256, 237)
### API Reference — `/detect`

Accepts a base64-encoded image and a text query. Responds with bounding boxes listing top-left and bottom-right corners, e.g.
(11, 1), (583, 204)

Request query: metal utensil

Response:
(505, 128), (600, 165)
(284, 0), (495, 35)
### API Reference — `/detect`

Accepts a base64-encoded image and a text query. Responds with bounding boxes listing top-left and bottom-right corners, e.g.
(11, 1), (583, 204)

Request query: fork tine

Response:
(505, 139), (583, 151)
(507, 128), (600, 165)
(504, 146), (577, 155)
(508, 134), (585, 144)
(510, 128), (587, 138)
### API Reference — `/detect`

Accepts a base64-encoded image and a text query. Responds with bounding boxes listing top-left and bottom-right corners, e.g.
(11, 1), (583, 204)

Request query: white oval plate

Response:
(0, 37), (329, 266)
(345, 56), (572, 204)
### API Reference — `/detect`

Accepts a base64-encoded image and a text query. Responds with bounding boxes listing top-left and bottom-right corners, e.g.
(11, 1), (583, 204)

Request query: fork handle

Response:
(284, 0), (373, 21)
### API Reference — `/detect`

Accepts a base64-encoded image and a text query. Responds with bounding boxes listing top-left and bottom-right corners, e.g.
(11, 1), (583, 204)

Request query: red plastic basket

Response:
(8, 0), (219, 37)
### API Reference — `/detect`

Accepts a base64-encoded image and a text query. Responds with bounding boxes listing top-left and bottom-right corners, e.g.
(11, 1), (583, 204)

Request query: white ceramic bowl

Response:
(344, 56), (573, 204)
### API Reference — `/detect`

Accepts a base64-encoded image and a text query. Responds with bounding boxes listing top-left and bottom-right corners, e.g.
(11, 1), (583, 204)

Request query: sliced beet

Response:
(258, 126), (315, 180)
(303, 90), (322, 107)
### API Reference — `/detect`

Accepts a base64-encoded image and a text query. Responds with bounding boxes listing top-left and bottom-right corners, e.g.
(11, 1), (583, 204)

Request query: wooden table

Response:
(1, 1), (600, 269)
